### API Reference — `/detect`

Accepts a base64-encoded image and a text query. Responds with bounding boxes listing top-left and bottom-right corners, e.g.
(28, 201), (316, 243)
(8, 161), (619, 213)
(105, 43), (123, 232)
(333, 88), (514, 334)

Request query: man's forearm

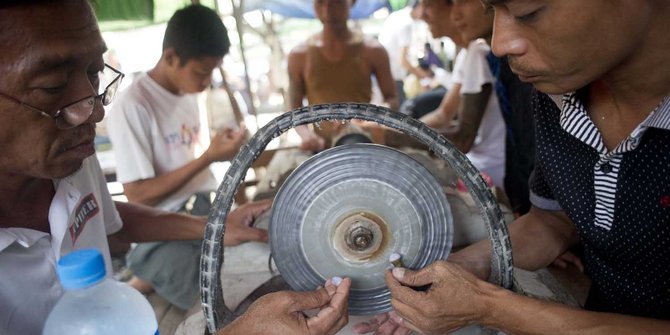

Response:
(420, 87), (461, 130)
(123, 154), (212, 206)
(452, 207), (577, 279)
(111, 201), (204, 243)
(442, 124), (477, 153)
(506, 207), (577, 271)
(420, 110), (450, 130)
(481, 285), (670, 335)
(441, 87), (491, 152)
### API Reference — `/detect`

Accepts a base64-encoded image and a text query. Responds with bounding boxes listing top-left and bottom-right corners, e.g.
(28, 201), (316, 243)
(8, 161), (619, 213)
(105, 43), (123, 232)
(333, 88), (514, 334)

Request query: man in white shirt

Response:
(0, 1), (349, 334)
(106, 4), (250, 309)
(417, 0), (506, 188)
(378, 0), (429, 105)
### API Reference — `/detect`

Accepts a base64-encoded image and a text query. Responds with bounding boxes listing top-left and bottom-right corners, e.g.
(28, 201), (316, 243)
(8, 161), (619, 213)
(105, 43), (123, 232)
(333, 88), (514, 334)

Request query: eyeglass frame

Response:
(0, 63), (125, 128)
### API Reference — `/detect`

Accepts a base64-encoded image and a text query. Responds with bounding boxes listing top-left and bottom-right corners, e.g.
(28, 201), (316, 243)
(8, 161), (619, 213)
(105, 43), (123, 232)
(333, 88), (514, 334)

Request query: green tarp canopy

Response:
(94, 0), (216, 31)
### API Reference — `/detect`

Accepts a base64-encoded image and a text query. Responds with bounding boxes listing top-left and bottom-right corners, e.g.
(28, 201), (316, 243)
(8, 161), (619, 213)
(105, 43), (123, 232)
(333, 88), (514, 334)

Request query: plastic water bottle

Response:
(43, 249), (159, 335)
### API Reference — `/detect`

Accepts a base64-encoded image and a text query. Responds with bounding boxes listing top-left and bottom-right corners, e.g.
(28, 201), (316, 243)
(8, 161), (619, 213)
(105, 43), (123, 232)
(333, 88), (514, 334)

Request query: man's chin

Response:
(531, 81), (574, 95)
(51, 159), (87, 179)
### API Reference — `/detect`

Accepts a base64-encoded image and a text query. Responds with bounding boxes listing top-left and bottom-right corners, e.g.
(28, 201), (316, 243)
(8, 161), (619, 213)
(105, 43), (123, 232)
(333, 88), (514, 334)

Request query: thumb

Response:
(392, 267), (434, 288)
(287, 287), (332, 312)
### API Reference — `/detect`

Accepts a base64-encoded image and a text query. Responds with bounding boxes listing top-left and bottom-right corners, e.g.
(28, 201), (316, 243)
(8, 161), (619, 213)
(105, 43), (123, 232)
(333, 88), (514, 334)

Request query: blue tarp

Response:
(95, 0), (406, 31)
(244, 0), (392, 19)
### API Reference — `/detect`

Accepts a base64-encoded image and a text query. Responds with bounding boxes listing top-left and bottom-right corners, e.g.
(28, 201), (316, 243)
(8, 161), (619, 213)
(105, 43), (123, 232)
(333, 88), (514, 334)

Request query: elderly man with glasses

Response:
(0, 1), (351, 334)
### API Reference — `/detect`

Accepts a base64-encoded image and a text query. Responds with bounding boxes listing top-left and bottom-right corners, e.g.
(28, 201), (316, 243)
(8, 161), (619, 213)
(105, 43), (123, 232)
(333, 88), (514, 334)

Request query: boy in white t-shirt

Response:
(106, 5), (255, 309)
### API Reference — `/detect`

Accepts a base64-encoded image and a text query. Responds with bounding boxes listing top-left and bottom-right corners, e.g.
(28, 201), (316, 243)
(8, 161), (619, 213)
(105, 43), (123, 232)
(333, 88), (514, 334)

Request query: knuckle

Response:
(306, 291), (325, 307)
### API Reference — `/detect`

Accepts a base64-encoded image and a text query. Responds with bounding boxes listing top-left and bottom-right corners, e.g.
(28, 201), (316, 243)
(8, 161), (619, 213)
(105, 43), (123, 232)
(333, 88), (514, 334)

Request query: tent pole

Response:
(211, 1), (246, 128)
(231, 0), (259, 131)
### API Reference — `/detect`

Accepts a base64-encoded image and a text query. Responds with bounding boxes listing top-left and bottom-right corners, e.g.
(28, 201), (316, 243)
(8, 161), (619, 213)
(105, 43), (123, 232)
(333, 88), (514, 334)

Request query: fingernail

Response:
(331, 276), (343, 286)
(389, 252), (404, 268)
(390, 313), (403, 324)
(392, 267), (405, 279)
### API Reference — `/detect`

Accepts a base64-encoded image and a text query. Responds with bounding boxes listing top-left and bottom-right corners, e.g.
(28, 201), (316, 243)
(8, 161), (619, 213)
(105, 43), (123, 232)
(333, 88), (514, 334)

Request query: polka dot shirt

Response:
(529, 91), (670, 319)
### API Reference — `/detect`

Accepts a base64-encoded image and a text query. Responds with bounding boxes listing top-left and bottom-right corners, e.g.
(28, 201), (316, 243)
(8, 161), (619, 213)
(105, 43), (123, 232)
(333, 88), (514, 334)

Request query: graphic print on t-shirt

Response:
(163, 123), (201, 150)
(69, 193), (99, 245)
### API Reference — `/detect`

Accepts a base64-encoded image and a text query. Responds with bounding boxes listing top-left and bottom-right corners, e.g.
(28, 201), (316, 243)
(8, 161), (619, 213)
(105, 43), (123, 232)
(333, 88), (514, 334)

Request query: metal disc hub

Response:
(333, 212), (388, 263)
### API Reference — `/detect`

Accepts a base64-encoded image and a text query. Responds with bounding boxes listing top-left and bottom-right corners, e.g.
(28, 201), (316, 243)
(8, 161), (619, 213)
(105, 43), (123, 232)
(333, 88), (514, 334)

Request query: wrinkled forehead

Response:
(0, 1), (106, 80)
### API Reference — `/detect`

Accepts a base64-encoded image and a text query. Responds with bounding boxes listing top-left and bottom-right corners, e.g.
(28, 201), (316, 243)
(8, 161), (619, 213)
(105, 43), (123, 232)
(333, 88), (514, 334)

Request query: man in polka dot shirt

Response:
(372, 0), (670, 334)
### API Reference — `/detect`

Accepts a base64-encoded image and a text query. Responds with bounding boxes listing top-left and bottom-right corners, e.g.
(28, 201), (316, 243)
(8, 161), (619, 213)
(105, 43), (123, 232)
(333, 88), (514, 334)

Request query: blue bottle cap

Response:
(56, 249), (106, 290)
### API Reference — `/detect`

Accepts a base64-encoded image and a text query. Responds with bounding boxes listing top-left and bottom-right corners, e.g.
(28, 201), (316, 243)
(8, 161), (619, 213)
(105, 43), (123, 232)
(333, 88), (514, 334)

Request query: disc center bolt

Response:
(333, 213), (387, 263)
(347, 225), (375, 251)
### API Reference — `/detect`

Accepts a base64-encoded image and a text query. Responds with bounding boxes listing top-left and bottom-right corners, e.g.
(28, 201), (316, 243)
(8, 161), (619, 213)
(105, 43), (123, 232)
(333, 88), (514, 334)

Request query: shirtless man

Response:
(288, 0), (399, 151)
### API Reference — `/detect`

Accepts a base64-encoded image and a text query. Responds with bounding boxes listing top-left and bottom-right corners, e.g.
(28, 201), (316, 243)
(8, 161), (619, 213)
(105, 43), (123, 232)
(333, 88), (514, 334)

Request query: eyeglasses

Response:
(0, 64), (125, 129)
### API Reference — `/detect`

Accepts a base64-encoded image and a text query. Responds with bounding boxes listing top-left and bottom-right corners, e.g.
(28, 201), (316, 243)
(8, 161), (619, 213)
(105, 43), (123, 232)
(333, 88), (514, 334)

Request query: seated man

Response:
(106, 5), (257, 310)
(0, 1), (350, 334)
(398, 0), (466, 120)
(418, 0), (507, 189)
(288, 0), (399, 151)
(419, 0), (535, 215)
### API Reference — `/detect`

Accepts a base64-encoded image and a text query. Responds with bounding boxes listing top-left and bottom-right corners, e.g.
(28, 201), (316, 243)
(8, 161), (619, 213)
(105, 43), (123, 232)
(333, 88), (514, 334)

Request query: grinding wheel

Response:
(270, 144), (453, 315)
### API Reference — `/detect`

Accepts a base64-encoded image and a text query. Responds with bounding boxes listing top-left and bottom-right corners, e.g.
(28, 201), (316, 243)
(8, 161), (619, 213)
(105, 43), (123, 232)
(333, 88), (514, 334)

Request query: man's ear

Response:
(163, 48), (181, 68)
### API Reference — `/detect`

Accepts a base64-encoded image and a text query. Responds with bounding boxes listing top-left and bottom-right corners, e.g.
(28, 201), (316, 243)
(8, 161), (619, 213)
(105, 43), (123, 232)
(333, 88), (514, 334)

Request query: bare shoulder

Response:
(288, 40), (311, 77)
(288, 41), (309, 60)
(362, 37), (389, 63)
(362, 37), (386, 53)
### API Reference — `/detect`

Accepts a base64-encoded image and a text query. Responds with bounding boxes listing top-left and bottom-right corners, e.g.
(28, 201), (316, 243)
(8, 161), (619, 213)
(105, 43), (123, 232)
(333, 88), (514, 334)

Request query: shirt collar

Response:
(557, 92), (670, 152)
(0, 228), (50, 252)
(643, 96), (670, 131)
(558, 92), (670, 130)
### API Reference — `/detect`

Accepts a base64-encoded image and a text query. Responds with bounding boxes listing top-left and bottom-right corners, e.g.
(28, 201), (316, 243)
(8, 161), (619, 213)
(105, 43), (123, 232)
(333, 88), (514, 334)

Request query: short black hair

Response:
(163, 4), (230, 64)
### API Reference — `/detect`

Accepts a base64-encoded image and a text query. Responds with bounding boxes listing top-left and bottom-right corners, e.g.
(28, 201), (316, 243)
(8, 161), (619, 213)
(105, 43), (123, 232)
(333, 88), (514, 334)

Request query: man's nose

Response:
(89, 101), (105, 124)
(491, 11), (527, 57)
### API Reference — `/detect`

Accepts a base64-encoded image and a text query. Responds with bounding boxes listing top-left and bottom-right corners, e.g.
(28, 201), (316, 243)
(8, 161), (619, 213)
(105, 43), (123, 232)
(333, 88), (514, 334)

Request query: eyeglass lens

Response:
(57, 65), (123, 128)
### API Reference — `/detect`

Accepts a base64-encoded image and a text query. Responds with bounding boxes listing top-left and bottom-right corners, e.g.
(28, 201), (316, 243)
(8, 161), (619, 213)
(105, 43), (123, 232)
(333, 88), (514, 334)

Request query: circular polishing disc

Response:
(270, 144), (453, 315)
